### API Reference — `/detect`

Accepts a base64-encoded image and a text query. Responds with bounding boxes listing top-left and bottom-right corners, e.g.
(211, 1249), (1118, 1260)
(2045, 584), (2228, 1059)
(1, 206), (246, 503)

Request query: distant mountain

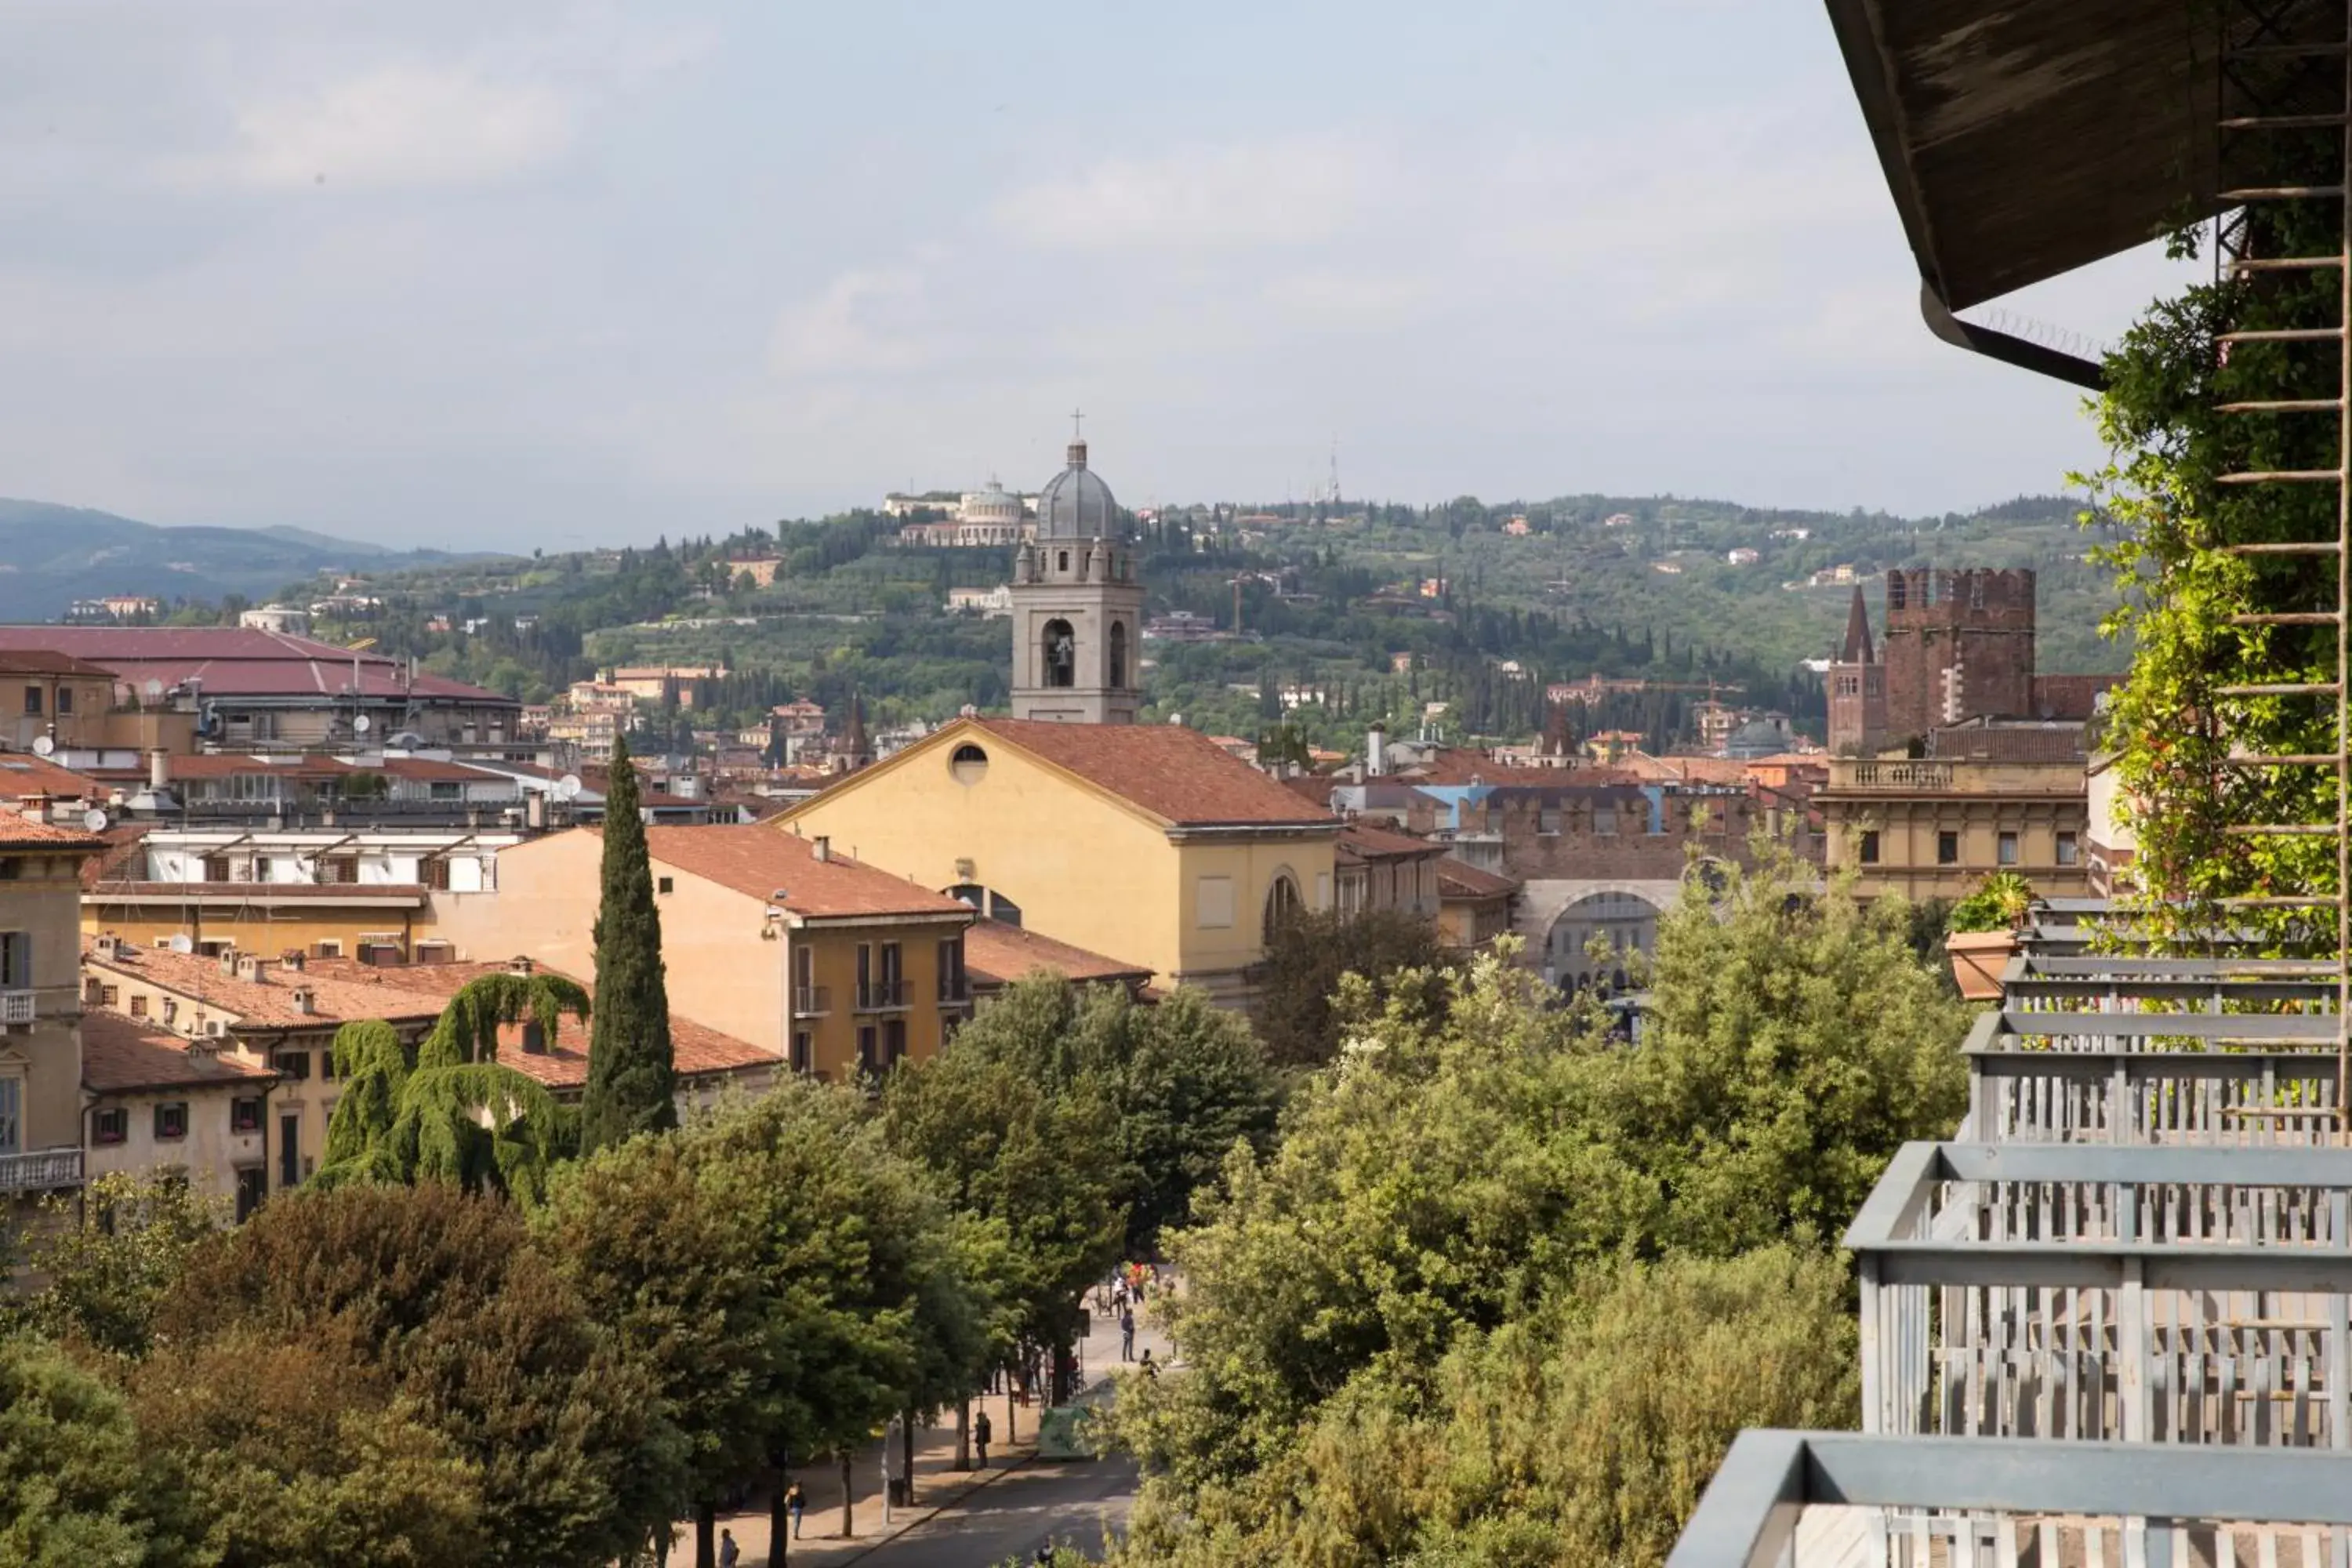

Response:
(0, 499), (485, 622)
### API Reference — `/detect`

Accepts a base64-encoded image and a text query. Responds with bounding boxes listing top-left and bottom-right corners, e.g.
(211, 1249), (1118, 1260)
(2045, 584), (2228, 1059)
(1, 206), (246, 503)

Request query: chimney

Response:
(1367, 722), (1387, 778)
(506, 955), (535, 976)
(812, 835), (831, 863)
(92, 932), (119, 961)
(16, 792), (45, 823)
(234, 953), (262, 982)
(148, 749), (169, 791)
(279, 948), (306, 971)
(288, 985), (315, 1016)
(217, 947), (239, 975)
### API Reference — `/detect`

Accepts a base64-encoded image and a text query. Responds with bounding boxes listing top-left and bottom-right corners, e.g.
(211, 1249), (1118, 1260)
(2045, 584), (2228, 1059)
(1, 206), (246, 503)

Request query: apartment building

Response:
(79, 1008), (276, 1218)
(0, 817), (107, 1214)
(1817, 744), (2092, 902)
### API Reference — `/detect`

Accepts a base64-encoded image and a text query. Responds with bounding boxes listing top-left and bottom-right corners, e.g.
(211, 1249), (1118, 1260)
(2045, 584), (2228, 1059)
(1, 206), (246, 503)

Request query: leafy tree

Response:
(4, 1171), (225, 1357)
(320, 971), (588, 1202)
(131, 1330), (487, 1568)
(0, 1335), (174, 1566)
(1116, 1244), (1857, 1568)
(156, 1183), (676, 1568)
(1252, 907), (1454, 1069)
(582, 734), (678, 1152)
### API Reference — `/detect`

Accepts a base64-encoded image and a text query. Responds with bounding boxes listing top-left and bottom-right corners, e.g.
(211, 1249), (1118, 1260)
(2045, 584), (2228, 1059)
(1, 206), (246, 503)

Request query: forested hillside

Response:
(250, 490), (2122, 752)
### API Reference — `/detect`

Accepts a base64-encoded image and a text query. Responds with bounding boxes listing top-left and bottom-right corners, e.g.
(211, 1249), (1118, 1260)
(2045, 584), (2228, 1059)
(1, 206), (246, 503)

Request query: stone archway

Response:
(1530, 885), (1670, 992)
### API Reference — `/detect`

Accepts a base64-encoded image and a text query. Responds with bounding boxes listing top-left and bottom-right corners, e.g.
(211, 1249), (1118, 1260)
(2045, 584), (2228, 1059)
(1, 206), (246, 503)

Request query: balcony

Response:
(1842, 760), (1954, 791)
(855, 979), (911, 1012)
(938, 978), (971, 1007)
(0, 990), (33, 1025)
(0, 1145), (83, 1192)
(791, 984), (831, 1017)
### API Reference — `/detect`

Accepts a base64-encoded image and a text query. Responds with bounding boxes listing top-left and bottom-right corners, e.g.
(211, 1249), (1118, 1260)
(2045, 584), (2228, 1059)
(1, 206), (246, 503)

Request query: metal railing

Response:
(0, 1145), (83, 1192)
(791, 985), (830, 1017)
(855, 980), (910, 1011)
(1842, 761), (1954, 790)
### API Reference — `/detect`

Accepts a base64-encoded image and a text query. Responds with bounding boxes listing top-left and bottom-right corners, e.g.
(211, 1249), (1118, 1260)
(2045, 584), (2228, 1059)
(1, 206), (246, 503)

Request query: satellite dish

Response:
(555, 774), (583, 801)
(353, 714), (372, 734)
(169, 934), (194, 953)
(143, 678), (165, 699)
(30, 735), (53, 757)
(82, 808), (108, 833)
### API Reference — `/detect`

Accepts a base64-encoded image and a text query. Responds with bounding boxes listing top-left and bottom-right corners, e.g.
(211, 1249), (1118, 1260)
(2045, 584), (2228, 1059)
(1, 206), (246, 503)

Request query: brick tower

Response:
(1827, 586), (1887, 755)
(1877, 567), (2036, 743)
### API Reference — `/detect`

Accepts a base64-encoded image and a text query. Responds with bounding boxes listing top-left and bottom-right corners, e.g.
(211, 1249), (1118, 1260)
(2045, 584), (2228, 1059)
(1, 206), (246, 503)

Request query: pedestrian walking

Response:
(717, 1528), (740, 1568)
(1120, 1305), (1135, 1361)
(975, 1406), (993, 1468)
(785, 1480), (804, 1539)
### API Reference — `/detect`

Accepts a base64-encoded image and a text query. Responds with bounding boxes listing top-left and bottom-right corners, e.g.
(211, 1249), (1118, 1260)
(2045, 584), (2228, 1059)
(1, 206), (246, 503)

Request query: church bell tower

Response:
(1009, 417), (1145, 724)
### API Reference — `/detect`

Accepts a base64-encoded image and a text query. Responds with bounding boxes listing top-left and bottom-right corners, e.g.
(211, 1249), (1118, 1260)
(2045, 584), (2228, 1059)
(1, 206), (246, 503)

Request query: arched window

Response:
(1042, 619), (1076, 688)
(1264, 871), (1302, 932)
(1108, 621), (1127, 688)
(1057, 550), (1071, 572)
(945, 884), (1022, 928)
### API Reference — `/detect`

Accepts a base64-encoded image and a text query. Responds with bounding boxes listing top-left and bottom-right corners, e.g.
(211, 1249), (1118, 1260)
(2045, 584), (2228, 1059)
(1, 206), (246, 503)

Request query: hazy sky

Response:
(2, 1), (2198, 550)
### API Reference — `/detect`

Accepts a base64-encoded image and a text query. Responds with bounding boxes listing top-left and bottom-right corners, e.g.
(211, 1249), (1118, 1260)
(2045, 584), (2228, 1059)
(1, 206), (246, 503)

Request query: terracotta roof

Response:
(967, 718), (1340, 828)
(1337, 822), (1446, 863)
(1406, 750), (1626, 787)
(0, 815), (107, 851)
(81, 1009), (277, 1094)
(0, 753), (106, 800)
(382, 960), (778, 1088)
(82, 946), (451, 1029)
(0, 648), (122, 678)
(0, 626), (513, 706)
(964, 918), (1152, 989)
(1436, 860), (1519, 900)
(85, 882), (429, 905)
(1616, 754), (1750, 786)
(79, 825), (153, 889)
(638, 826), (973, 920)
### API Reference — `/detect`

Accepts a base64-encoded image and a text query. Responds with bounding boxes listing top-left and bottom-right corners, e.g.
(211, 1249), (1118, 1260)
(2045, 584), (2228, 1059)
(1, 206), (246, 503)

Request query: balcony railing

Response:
(938, 978), (971, 1006)
(1844, 761), (1954, 790)
(856, 980), (911, 1011)
(0, 991), (34, 1025)
(0, 1145), (83, 1192)
(791, 985), (831, 1017)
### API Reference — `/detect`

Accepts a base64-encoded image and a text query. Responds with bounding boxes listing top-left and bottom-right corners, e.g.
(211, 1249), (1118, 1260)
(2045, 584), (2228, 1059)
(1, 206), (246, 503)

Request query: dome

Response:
(961, 481), (1022, 523)
(1036, 440), (1123, 539)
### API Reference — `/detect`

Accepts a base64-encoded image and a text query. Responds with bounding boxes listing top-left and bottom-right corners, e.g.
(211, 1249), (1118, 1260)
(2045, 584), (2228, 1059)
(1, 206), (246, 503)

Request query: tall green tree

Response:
(0, 1336), (176, 1566)
(581, 733), (678, 1153)
(3, 1171), (225, 1358)
(1251, 907), (1453, 1070)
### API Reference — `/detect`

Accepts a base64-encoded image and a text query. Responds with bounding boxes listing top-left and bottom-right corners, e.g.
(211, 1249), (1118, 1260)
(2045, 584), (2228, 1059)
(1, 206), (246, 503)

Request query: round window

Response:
(949, 743), (989, 785)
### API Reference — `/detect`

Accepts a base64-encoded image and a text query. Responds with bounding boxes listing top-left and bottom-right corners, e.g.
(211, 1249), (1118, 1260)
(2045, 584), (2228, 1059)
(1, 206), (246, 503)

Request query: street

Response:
(844, 1450), (1140, 1566)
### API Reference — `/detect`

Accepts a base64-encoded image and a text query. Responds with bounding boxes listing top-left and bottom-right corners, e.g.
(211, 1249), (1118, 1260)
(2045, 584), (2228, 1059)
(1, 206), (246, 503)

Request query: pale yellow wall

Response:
(1825, 798), (2092, 902)
(780, 731), (1336, 993)
(0, 854), (94, 1156)
(81, 906), (419, 960)
(786, 921), (964, 1082)
(85, 1085), (267, 1206)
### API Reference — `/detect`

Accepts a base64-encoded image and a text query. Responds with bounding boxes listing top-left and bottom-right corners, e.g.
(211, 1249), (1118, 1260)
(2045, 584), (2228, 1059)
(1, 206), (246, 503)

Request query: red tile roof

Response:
(1436, 859), (1519, 900)
(1337, 822), (1446, 863)
(0, 754), (107, 800)
(81, 1009), (277, 1094)
(967, 718), (1340, 828)
(85, 882), (429, 906)
(0, 815), (108, 851)
(82, 946), (452, 1029)
(964, 918), (1151, 989)
(637, 825), (974, 920)
(383, 960), (778, 1088)
(0, 626), (510, 706)
(0, 648), (122, 678)
(79, 825), (153, 890)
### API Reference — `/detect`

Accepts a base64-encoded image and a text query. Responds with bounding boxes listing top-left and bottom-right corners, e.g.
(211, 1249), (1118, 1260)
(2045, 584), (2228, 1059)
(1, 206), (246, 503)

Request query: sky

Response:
(0, 0), (2202, 550)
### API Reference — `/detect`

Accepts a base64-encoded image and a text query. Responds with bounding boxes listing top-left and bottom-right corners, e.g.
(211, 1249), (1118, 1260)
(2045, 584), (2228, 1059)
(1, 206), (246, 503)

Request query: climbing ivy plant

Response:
(318, 971), (590, 1203)
(2076, 191), (2346, 953)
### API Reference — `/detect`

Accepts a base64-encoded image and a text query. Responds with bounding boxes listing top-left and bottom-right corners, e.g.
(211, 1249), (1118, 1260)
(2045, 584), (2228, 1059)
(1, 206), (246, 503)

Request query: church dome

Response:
(1036, 439), (1123, 539)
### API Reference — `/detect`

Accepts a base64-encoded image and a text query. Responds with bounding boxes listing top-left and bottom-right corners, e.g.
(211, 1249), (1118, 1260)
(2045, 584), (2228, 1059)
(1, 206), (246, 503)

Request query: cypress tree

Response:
(581, 735), (677, 1153)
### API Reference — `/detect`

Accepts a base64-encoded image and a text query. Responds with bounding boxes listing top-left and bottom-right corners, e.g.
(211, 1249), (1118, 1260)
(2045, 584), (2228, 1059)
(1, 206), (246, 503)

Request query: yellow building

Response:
(433, 825), (977, 1083)
(0, 817), (107, 1214)
(1819, 752), (2092, 902)
(774, 717), (1341, 1007)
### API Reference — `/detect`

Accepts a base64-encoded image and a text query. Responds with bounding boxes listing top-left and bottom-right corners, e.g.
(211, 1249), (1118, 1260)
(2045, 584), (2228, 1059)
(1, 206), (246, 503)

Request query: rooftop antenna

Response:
(1328, 437), (1341, 507)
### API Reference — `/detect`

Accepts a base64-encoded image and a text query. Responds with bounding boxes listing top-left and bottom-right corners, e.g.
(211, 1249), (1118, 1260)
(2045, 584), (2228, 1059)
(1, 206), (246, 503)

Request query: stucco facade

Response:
(0, 829), (103, 1209)
(1820, 755), (2092, 902)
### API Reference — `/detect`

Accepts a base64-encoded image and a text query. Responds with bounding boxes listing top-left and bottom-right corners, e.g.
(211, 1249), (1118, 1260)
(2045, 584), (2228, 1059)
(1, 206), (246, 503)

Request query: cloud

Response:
(994, 136), (1386, 251)
(770, 263), (938, 376)
(201, 63), (578, 191)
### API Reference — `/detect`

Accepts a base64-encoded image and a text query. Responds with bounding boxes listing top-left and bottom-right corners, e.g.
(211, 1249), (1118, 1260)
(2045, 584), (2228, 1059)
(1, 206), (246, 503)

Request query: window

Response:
(1537, 804), (1561, 836)
(791, 1030), (813, 1073)
(162, 999), (178, 1028)
(91, 1105), (127, 1146)
(2056, 832), (2079, 866)
(1936, 830), (1959, 866)
(883, 1018), (906, 1068)
(318, 856), (358, 885)
(129, 994), (148, 1018)
(1042, 618), (1076, 688)
(1264, 873), (1302, 932)
(202, 855), (232, 882)
(280, 1114), (300, 1189)
(272, 1048), (310, 1081)
(1593, 804), (1618, 837)
(312, 939), (343, 958)
(429, 781), (462, 801)
(1109, 620), (1128, 688)
(986, 891), (1020, 927)
(54, 684), (71, 715)
(1196, 875), (1236, 930)
(100, 985), (118, 1007)
(1997, 831), (2019, 866)
(20, 686), (38, 717)
(1858, 830), (1880, 865)
(422, 855), (452, 891)
(519, 1022), (547, 1054)
(0, 930), (29, 989)
(230, 1098), (263, 1134)
(0, 1075), (17, 1152)
(154, 1102), (188, 1141)
(857, 1025), (878, 1076)
(656, 876), (674, 895)
(938, 936), (967, 1002)
(321, 1043), (338, 1080)
(1056, 550), (1070, 572)
(949, 743), (989, 785)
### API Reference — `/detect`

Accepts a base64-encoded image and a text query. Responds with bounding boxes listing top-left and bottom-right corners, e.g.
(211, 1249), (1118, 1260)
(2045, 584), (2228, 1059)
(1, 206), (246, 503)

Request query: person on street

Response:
(1139, 1347), (1158, 1379)
(785, 1480), (804, 1539)
(717, 1529), (740, 1568)
(1119, 1305), (1135, 1361)
(975, 1406), (993, 1468)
